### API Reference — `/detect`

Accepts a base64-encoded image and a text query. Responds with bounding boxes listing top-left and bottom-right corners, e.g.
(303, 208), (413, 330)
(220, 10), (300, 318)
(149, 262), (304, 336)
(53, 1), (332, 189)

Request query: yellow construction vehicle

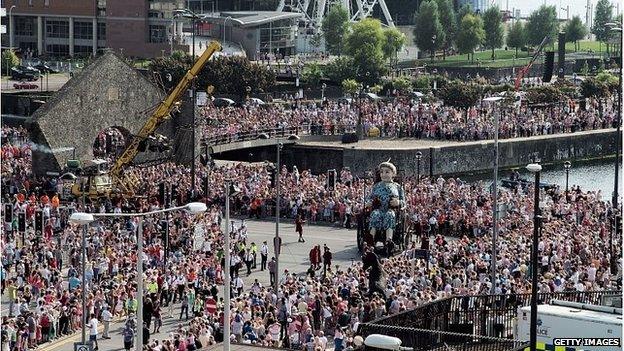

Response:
(72, 41), (222, 199)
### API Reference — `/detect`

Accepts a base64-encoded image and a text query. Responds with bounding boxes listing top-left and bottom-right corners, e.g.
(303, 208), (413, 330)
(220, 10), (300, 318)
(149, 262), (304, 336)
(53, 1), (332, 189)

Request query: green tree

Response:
(322, 5), (350, 55)
(456, 14), (485, 62)
(457, 3), (473, 30)
(2, 50), (20, 75)
(413, 0), (445, 61)
(412, 75), (431, 91)
(483, 5), (504, 59)
(342, 78), (359, 97)
(325, 56), (357, 83)
(564, 16), (588, 51)
(301, 63), (323, 86)
(592, 0), (613, 50)
(344, 18), (386, 84)
(506, 21), (527, 57)
(438, 80), (480, 118)
(392, 76), (412, 95)
(150, 55), (275, 97)
(435, 0), (457, 60)
(382, 27), (407, 64)
(526, 5), (559, 46)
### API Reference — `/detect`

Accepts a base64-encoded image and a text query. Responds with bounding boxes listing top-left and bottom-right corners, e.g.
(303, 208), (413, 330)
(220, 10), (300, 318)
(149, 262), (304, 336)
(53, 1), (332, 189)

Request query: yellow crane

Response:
(73, 41), (222, 198)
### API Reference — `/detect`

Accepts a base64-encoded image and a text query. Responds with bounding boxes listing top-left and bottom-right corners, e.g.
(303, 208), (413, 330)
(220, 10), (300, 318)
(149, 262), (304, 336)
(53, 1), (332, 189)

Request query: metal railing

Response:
(203, 124), (356, 146)
(359, 291), (620, 350)
(358, 323), (529, 351)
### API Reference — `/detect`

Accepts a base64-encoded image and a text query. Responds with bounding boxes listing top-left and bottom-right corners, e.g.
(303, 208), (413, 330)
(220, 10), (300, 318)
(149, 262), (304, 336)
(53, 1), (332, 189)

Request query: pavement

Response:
(1, 219), (359, 351)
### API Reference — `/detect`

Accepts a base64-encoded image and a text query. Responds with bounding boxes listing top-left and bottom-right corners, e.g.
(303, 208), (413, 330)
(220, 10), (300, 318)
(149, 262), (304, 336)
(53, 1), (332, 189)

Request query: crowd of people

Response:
(0, 109), (621, 351)
(199, 96), (618, 145)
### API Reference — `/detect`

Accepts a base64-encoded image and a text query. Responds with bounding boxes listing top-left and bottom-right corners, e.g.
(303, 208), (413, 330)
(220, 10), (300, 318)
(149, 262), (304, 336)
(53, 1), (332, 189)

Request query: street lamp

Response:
(70, 202), (207, 351)
(223, 180), (240, 351)
(258, 133), (300, 292)
(526, 162), (542, 351)
(174, 8), (203, 197)
(606, 22), (621, 208)
(9, 5), (16, 50)
(415, 151), (422, 184)
(484, 96), (503, 294)
(223, 16), (232, 45)
(564, 161), (571, 198)
(69, 212), (91, 348)
(364, 334), (413, 350)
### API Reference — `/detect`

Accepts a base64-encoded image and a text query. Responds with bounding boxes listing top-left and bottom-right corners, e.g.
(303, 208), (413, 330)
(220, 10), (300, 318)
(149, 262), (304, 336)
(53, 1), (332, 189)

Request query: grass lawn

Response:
(562, 40), (604, 53)
(402, 49), (533, 68)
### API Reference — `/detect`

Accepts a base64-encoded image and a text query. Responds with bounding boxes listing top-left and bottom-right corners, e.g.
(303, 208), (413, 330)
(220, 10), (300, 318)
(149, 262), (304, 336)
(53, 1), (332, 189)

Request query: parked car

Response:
(10, 66), (40, 81)
(33, 63), (59, 74)
(13, 82), (39, 89)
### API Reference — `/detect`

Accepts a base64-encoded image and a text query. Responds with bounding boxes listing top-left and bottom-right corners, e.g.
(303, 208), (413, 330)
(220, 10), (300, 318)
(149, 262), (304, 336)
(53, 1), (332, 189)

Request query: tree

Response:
(382, 27), (407, 64)
(438, 80), (480, 118)
(526, 85), (563, 104)
(456, 14), (485, 62)
(413, 0), (445, 61)
(344, 18), (387, 84)
(592, 0), (613, 49)
(150, 55), (275, 97)
(483, 6), (504, 59)
(506, 21), (527, 57)
(457, 3), (473, 30)
(2, 50), (19, 75)
(301, 63), (323, 86)
(392, 76), (412, 95)
(309, 32), (323, 53)
(342, 78), (359, 97)
(412, 75), (431, 91)
(325, 56), (357, 83)
(526, 5), (559, 46)
(435, 0), (457, 60)
(322, 5), (350, 55)
(565, 16), (587, 51)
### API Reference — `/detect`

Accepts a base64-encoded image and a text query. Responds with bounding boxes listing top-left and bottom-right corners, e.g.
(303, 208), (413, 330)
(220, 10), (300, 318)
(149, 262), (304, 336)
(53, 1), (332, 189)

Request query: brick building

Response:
(2, 0), (188, 58)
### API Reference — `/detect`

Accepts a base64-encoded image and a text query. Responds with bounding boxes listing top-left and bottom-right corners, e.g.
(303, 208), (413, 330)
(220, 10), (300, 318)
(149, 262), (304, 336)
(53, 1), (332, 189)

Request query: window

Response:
(74, 21), (93, 40)
(46, 44), (69, 57)
(46, 20), (69, 38)
(97, 22), (106, 40)
(149, 25), (166, 43)
(15, 17), (35, 36)
(74, 45), (93, 57)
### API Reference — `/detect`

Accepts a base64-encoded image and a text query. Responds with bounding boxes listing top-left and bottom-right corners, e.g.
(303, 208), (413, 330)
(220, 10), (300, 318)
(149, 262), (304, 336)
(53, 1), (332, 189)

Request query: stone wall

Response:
(269, 129), (619, 176)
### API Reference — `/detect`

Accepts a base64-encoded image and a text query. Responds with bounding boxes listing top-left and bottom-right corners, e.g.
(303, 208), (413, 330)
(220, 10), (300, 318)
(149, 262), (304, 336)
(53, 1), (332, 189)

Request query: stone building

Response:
(30, 50), (167, 176)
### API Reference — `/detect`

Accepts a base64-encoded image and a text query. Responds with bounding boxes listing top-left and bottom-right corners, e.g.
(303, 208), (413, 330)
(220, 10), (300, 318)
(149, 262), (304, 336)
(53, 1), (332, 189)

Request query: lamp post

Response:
(564, 161), (571, 198)
(223, 180), (232, 351)
(415, 151), (422, 184)
(321, 82), (327, 101)
(223, 16), (232, 44)
(257, 134), (299, 292)
(606, 23), (622, 209)
(526, 162), (542, 351)
(70, 213), (91, 347)
(175, 8), (203, 197)
(9, 5), (16, 50)
(70, 203), (208, 351)
(484, 96), (503, 294)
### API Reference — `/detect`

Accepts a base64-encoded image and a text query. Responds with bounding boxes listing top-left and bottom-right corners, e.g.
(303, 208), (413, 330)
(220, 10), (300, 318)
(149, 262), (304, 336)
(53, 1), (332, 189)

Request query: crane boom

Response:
(514, 36), (549, 90)
(110, 41), (222, 193)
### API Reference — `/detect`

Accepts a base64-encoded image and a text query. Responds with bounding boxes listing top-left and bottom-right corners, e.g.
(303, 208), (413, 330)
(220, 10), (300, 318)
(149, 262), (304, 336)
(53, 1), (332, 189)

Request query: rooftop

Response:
(200, 11), (302, 27)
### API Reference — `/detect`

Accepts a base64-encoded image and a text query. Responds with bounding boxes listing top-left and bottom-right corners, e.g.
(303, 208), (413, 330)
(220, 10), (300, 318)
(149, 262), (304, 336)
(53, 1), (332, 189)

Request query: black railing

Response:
(359, 291), (620, 351)
(358, 324), (529, 351)
(203, 124), (357, 146)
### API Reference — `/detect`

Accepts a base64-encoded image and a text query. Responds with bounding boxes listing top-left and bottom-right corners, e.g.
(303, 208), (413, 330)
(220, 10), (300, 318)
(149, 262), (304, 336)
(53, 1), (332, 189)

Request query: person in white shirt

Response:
(87, 313), (99, 350)
(101, 306), (113, 339)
